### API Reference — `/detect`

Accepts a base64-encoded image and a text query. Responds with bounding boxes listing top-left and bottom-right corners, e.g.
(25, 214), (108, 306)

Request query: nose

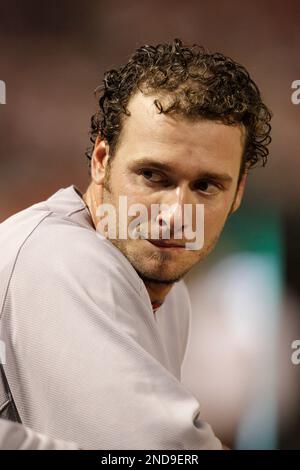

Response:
(155, 185), (195, 238)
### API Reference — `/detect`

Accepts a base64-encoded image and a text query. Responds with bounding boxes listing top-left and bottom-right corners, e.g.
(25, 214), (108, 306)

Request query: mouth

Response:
(147, 239), (186, 250)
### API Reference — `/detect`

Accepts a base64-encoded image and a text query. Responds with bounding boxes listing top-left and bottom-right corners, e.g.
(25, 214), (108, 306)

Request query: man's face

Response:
(95, 91), (246, 284)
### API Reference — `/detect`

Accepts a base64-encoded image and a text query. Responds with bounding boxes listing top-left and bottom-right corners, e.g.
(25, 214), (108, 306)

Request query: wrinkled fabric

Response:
(0, 418), (78, 449)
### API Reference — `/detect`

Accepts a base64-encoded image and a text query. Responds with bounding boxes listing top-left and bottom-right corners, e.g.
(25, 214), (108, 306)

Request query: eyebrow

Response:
(130, 157), (233, 184)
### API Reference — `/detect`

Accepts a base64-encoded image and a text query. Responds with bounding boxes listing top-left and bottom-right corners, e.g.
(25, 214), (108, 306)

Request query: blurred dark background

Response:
(1, 0), (300, 218)
(0, 0), (299, 449)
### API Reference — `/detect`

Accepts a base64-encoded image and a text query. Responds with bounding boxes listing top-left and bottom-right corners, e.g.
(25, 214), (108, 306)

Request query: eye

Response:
(139, 169), (168, 184)
(192, 180), (220, 194)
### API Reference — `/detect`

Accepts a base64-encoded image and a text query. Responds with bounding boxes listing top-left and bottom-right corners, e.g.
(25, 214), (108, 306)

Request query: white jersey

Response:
(0, 185), (221, 450)
(0, 418), (78, 450)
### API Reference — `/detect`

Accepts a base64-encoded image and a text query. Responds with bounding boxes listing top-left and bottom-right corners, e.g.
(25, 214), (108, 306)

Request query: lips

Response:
(147, 239), (185, 249)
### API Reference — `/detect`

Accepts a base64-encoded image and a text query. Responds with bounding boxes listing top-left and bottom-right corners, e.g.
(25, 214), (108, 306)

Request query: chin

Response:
(134, 267), (183, 285)
(130, 257), (189, 284)
(111, 239), (197, 282)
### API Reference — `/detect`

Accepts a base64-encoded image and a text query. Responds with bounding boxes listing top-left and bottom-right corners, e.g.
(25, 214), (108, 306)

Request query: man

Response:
(0, 39), (271, 449)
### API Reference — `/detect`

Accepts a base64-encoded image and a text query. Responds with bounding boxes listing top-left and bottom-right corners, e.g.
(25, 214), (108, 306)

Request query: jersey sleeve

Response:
(0, 419), (78, 450)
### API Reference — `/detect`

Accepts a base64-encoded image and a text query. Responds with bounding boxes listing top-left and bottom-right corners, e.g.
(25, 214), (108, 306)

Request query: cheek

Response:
(203, 198), (233, 234)
(112, 170), (150, 200)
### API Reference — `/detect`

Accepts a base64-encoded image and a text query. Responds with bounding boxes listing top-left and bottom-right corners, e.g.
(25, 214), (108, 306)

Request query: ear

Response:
(230, 171), (248, 214)
(91, 136), (110, 185)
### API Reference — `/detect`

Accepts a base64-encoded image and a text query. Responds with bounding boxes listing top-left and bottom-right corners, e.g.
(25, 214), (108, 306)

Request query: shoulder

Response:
(2, 211), (151, 351)
(11, 213), (143, 296)
(0, 209), (147, 332)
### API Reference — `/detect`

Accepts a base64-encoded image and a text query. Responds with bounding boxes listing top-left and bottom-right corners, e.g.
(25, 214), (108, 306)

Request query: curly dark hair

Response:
(85, 38), (272, 176)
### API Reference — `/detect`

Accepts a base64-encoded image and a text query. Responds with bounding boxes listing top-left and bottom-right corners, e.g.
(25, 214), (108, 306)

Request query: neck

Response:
(145, 282), (173, 307)
(82, 183), (100, 228)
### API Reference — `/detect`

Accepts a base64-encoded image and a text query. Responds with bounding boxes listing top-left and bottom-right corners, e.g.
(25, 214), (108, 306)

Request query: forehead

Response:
(116, 91), (245, 177)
